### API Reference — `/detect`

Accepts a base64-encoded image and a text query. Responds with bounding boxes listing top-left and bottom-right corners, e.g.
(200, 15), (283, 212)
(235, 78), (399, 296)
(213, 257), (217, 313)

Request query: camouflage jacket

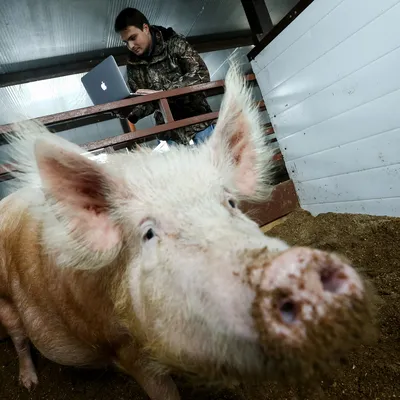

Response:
(126, 26), (214, 144)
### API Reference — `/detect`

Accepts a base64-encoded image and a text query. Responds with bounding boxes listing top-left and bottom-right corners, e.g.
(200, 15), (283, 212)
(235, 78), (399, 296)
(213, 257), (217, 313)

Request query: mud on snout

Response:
(246, 246), (378, 383)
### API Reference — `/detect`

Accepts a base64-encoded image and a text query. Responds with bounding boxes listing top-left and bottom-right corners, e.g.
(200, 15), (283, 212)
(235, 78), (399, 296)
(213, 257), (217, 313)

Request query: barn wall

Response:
(251, 0), (400, 217)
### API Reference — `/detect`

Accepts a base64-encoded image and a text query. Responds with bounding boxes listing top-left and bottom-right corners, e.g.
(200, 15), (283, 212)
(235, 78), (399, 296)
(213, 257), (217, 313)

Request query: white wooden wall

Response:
(252, 0), (400, 217)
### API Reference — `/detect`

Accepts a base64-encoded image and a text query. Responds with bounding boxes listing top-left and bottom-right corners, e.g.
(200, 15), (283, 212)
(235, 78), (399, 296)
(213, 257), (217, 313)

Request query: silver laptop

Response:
(81, 55), (141, 105)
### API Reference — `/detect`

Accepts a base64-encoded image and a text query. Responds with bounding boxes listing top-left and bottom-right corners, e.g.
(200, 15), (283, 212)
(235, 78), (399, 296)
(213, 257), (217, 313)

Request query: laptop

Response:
(81, 55), (142, 106)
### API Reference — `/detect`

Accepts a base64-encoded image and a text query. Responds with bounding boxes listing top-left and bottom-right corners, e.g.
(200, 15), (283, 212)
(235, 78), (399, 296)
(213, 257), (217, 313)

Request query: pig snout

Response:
(248, 247), (376, 377)
(257, 247), (364, 327)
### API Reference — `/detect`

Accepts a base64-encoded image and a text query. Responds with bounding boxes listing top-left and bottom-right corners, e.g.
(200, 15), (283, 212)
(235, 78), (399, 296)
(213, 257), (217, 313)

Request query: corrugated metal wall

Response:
(0, 0), (301, 199)
(0, 0), (300, 126)
(0, 0), (251, 74)
(252, 0), (400, 217)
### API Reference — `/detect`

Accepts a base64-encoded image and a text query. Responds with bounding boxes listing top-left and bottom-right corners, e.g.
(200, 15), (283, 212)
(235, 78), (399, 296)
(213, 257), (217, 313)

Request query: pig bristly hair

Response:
(208, 62), (276, 202)
(4, 61), (276, 272)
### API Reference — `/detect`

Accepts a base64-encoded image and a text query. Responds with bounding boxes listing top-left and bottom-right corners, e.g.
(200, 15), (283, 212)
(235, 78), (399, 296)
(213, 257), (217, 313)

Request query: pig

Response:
(0, 63), (376, 400)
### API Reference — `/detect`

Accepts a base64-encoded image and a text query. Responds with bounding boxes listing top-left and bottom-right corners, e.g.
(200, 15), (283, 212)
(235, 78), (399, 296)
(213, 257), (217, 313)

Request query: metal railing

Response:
(0, 74), (298, 226)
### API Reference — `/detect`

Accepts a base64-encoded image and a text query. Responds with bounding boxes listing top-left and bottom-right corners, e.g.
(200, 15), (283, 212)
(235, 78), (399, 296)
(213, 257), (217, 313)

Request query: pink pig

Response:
(0, 64), (376, 399)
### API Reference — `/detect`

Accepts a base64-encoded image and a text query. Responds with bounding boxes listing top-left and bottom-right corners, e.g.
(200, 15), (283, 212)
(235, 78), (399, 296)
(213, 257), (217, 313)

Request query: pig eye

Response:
(228, 199), (236, 208)
(143, 228), (155, 241)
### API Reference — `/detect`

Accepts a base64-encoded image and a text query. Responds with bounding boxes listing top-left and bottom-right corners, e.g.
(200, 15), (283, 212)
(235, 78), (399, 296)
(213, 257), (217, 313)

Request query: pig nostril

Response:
(320, 270), (345, 293)
(279, 300), (297, 324)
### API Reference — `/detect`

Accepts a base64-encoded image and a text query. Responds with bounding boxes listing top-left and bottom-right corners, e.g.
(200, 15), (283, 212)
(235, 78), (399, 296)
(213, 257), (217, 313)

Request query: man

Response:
(114, 7), (215, 145)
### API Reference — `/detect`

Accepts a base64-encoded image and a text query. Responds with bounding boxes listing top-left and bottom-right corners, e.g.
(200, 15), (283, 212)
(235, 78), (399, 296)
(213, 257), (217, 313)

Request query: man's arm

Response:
(163, 35), (211, 90)
(126, 68), (158, 123)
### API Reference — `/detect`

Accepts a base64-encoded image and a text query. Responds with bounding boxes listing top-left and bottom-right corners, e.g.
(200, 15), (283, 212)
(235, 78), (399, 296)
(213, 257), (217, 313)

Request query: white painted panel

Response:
(287, 129), (400, 182)
(250, 59), (262, 75)
(297, 165), (400, 205)
(272, 45), (400, 138)
(250, 0), (344, 76)
(265, 1), (400, 116)
(303, 198), (400, 217)
(257, 0), (400, 96)
(279, 88), (400, 162)
(253, 0), (400, 217)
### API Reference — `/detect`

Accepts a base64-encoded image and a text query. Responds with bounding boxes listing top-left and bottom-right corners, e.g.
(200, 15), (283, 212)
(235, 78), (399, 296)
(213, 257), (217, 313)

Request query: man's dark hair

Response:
(114, 8), (150, 32)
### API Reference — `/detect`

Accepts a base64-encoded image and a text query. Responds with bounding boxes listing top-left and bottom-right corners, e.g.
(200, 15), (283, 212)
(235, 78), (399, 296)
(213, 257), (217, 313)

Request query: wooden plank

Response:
(240, 180), (299, 226)
(0, 122), (282, 181)
(0, 75), (282, 184)
(0, 74), (256, 135)
(261, 214), (290, 233)
(89, 100), (265, 152)
(81, 111), (220, 152)
(159, 99), (174, 123)
(265, 124), (274, 135)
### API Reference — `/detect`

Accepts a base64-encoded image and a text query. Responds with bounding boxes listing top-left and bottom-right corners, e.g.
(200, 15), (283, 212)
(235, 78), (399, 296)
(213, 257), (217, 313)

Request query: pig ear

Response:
(34, 139), (124, 268)
(209, 63), (275, 201)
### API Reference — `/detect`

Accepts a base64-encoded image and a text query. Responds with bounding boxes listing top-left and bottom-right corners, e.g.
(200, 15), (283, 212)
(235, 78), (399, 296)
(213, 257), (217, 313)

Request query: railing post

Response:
(159, 98), (174, 123)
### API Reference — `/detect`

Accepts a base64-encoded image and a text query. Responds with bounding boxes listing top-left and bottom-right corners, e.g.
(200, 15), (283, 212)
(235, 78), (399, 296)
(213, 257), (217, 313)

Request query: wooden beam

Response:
(240, 180), (299, 226)
(0, 75), (256, 135)
(0, 31), (254, 88)
(248, 0), (315, 61)
(241, 0), (273, 43)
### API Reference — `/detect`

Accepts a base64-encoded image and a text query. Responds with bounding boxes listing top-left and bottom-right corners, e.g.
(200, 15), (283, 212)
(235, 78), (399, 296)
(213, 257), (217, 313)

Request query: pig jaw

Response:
(126, 240), (376, 385)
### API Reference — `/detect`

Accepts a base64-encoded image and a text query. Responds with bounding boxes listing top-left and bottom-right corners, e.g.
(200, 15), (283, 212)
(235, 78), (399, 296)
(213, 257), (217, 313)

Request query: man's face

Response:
(120, 24), (152, 56)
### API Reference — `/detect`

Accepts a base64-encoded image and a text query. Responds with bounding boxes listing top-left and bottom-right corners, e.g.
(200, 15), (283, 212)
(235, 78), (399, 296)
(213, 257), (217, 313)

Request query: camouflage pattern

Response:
(126, 26), (215, 144)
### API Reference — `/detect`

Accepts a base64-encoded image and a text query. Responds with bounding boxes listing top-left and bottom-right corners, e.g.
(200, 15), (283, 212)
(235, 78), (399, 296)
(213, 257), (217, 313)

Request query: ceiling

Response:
(0, 0), (298, 125)
(1, 0), (249, 74)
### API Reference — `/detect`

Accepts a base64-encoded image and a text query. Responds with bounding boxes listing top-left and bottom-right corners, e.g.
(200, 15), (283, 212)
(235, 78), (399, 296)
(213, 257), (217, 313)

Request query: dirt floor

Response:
(1, 210), (399, 399)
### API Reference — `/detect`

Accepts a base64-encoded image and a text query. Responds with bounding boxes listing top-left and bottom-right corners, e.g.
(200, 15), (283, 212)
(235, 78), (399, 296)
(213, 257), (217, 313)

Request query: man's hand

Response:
(110, 108), (132, 119)
(110, 89), (162, 121)
(135, 89), (162, 95)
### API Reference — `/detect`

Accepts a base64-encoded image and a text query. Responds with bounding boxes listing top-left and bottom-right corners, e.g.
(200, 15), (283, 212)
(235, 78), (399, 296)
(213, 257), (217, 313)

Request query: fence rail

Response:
(0, 74), (298, 226)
